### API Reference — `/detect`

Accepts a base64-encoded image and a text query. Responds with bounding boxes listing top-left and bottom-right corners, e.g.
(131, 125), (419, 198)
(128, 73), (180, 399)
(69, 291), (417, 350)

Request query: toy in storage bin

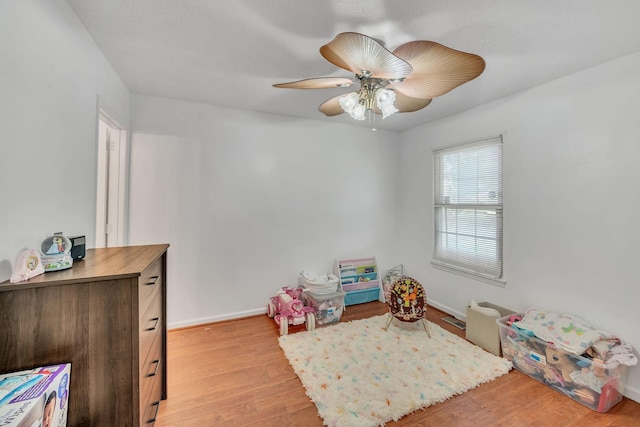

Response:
(497, 313), (630, 412)
(302, 289), (345, 326)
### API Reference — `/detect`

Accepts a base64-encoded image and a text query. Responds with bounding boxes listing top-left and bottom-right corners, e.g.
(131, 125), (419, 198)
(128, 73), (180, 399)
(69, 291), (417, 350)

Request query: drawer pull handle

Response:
(146, 401), (160, 423)
(146, 276), (159, 285)
(146, 359), (160, 377)
(145, 317), (160, 331)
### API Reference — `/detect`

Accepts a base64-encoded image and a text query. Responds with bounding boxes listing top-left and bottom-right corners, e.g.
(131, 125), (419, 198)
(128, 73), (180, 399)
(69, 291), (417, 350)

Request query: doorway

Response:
(96, 113), (127, 247)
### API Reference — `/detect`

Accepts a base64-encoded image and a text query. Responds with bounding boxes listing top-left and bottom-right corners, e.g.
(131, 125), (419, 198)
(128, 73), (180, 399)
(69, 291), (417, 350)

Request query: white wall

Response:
(3, 0), (637, 403)
(0, 0), (130, 282)
(398, 52), (640, 401)
(128, 95), (402, 327)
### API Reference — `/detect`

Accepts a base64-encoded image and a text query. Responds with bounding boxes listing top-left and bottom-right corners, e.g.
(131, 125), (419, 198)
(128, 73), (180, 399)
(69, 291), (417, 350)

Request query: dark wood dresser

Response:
(0, 244), (169, 426)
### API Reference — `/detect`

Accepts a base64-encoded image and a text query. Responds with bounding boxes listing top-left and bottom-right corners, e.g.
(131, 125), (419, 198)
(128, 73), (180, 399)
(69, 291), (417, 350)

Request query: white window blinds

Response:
(433, 136), (503, 280)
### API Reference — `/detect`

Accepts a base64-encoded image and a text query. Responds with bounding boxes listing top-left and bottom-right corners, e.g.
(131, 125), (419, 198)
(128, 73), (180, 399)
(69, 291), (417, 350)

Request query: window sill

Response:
(431, 261), (506, 288)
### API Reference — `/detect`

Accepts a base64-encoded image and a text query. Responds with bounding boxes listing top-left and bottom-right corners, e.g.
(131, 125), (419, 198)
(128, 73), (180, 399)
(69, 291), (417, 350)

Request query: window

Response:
(432, 136), (503, 282)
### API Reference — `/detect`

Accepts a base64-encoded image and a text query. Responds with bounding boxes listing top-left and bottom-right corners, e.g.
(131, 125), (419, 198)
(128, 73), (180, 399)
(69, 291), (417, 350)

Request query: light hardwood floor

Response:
(155, 302), (640, 426)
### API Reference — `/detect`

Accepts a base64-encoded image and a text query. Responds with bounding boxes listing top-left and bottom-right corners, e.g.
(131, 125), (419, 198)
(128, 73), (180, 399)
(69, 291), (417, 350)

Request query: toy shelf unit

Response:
(335, 256), (384, 306)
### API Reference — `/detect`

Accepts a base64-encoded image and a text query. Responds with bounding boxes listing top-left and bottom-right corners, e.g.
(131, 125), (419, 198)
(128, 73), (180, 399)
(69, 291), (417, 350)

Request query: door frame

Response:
(95, 101), (129, 248)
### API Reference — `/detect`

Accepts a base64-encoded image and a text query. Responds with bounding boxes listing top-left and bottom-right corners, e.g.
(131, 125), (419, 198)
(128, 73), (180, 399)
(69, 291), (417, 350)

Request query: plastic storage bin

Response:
(341, 273), (380, 293)
(497, 314), (628, 412)
(299, 271), (339, 296)
(302, 289), (346, 326)
(466, 302), (515, 356)
(344, 288), (380, 306)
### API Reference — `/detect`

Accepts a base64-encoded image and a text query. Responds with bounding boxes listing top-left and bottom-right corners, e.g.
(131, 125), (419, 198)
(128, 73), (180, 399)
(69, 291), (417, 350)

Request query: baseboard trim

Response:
(428, 299), (466, 321)
(168, 307), (265, 330)
(624, 384), (640, 403)
(167, 299), (467, 330)
(168, 299), (465, 330)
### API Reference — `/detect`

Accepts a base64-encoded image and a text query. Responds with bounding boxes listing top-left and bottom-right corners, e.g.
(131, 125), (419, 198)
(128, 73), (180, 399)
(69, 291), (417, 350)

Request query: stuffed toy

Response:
(545, 346), (576, 384)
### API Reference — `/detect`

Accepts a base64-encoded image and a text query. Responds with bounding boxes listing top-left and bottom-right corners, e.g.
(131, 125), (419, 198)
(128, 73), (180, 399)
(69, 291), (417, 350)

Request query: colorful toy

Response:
(267, 287), (316, 336)
(545, 346), (576, 385)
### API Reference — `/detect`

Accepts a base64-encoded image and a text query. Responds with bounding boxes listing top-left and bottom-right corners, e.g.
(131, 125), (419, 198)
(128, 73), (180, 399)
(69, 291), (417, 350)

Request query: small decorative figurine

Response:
(40, 233), (73, 272)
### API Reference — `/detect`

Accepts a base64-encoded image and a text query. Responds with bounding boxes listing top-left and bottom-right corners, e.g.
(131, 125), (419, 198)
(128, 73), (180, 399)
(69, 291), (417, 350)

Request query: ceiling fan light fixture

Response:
(339, 84), (399, 121)
(339, 91), (366, 120)
(375, 88), (399, 119)
(351, 102), (367, 120)
(339, 92), (360, 112)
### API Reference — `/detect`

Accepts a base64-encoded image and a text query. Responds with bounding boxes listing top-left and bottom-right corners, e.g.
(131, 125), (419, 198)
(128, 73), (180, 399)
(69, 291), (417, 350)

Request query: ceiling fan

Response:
(273, 32), (485, 123)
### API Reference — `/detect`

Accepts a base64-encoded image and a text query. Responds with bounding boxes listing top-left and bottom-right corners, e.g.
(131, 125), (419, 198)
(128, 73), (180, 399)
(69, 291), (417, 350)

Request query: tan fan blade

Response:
(320, 32), (412, 79)
(318, 95), (345, 116)
(391, 41), (485, 99)
(373, 92), (432, 114)
(391, 91), (432, 113)
(273, 77), (354, 89)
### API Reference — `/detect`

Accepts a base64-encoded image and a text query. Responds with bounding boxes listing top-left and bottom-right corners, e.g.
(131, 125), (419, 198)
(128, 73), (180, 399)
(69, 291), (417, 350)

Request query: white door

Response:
(96, 114), (126, 247)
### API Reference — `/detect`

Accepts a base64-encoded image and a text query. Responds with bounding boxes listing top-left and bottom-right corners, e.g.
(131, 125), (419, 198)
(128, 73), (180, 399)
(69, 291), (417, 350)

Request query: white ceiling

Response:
(67, 0), (640, 132)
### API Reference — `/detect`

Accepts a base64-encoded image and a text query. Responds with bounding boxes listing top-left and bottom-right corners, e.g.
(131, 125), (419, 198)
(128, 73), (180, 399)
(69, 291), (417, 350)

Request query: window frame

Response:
(431, 136), (505, 287)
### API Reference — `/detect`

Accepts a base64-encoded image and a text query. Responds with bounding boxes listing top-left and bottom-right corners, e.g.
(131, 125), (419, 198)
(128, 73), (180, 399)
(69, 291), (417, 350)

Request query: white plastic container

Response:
(298, 271), (339, 296)
(301, 289), (346, 326)
(497, 314), (629, 412)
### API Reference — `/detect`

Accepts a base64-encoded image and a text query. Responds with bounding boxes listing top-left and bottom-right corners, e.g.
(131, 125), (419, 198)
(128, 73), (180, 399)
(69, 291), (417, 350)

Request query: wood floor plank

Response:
(155, 301), (640, 426)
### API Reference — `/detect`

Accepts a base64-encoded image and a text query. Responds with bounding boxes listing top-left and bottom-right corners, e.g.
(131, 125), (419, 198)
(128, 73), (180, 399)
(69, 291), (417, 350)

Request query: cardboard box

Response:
(0, 364), (70, 427)
(466, 302), (515, 355)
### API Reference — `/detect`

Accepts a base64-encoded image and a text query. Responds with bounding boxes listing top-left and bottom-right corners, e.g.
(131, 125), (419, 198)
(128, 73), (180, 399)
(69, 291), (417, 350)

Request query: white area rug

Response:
(279, 314), (512, 427)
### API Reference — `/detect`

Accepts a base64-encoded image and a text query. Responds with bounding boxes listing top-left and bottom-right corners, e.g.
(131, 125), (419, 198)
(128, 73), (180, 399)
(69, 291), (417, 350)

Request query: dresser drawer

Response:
(140, 331), (163, 421)
(140, 358), (163, 426)
(139, 287), (162, 363)
(139, 257), (162, 315)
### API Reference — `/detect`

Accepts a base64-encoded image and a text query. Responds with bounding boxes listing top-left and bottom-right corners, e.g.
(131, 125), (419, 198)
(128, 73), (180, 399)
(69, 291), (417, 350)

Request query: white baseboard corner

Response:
(624, 384), (640, 403)
(428, 299), (466, 321)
